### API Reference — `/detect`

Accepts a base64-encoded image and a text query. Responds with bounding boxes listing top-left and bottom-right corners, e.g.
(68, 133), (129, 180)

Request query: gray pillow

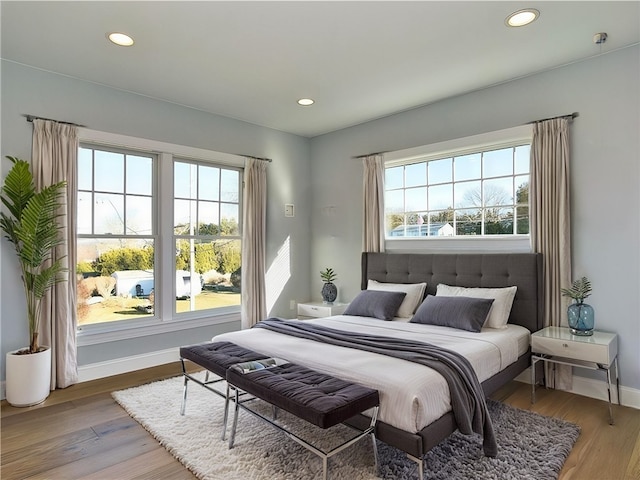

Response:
(410, 295), (494, 332)
(344, 290), (407, 321)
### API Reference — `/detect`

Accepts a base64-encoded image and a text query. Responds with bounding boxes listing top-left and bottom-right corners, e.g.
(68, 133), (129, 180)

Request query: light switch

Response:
(285, 204), (294, 217)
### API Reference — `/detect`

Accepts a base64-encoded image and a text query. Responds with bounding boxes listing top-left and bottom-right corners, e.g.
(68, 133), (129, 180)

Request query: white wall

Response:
(0, 61), (312, 375)
(309, 46), (640, 391)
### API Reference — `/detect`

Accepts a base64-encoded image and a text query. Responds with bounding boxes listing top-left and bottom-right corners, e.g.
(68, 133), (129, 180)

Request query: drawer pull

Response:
(311, 307), (318, 311)
(563, 343), (569, 348)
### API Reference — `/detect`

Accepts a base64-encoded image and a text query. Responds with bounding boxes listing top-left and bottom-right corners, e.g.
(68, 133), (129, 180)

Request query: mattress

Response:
(212, 315), (530, 433)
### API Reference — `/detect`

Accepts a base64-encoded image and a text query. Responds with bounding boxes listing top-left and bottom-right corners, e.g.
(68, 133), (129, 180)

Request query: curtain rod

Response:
(351, 151), (387, 159)
(352, 112), (579, 159)
(527, 112), (579, 124)
(237, 154), (272, 163)
(24, 114), (86, 127)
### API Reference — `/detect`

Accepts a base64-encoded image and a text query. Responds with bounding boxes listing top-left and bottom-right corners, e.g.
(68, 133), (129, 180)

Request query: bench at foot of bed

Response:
(226, 361), (380, 480)
(179, 341), (269, 439)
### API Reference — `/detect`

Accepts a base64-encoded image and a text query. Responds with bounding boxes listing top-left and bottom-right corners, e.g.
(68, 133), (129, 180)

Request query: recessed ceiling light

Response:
(107, 32), (135, 47)
(505, 9), (539, 27)
(297, 98), (315, 106)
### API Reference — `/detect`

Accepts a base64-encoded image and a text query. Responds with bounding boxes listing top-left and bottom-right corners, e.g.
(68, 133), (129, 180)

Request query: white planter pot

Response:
(6, 346), (51, 407)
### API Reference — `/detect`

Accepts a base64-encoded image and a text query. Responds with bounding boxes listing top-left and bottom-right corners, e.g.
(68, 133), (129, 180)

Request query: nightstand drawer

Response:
(297, 302), (348, 318)
(531, 335), (612, 365)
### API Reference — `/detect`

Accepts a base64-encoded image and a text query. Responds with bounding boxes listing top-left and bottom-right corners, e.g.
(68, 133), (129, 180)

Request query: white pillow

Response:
(367, 280), (427, 318)
(435, 284), (517, 329)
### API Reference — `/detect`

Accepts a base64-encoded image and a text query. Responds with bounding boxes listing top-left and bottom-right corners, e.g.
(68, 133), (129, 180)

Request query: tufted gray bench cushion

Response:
(226, 362), (379, 429)
(180, 341), (269, 377)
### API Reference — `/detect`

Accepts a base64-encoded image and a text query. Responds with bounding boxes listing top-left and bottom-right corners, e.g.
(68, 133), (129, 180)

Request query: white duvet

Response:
(212, 316), (530, 434)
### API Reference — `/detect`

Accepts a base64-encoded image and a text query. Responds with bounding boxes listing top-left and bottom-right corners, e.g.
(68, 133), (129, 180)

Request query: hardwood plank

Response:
(2, 395), (128, 452)
(22, 418), (161, 480)
(78, 448), (197, 480)
(626, 428), (640, 480)
(3, 411), (161, 480)
(2, 427), (99, 480)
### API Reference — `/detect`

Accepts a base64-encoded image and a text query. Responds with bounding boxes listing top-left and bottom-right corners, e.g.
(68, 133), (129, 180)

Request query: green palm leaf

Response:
(1, 156), (67, 353)
(1, 157), (35, 220)
(561, 276), (592, 302)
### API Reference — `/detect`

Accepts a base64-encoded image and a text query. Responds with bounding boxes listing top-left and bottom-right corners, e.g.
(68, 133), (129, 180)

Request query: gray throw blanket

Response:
(253, 317), (497, 457)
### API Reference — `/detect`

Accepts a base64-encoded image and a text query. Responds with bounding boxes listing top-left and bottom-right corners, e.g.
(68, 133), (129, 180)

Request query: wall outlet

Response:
(290, 300), (296, 310)
(285, 204), (295, 217)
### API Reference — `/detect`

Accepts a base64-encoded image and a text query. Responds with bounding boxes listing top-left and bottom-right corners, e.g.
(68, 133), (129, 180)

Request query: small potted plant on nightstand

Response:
(320, 267), (337, 304)
(561, 276), (594, 336)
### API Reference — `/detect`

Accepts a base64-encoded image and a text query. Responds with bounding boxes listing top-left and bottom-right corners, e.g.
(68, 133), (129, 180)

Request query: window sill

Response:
(385, 235), (532, 253)
(76, 311), (240, 346)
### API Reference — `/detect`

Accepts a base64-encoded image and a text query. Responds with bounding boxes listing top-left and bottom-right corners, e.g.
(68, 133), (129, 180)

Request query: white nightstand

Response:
(530, 326), (620, 424)
(297, 301), (348, 320)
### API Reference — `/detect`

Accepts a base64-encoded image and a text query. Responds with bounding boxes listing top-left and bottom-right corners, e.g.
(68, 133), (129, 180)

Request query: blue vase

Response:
(567, 301), (594, 336)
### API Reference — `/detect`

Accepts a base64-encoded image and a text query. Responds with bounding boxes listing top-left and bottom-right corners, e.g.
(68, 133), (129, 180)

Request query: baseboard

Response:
(515, 368), (640, 410)
(5, 353), (639, 409)
(77, 348), (181, 383)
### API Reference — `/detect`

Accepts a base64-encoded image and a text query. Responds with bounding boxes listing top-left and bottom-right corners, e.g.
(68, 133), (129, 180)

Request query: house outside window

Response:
(384, 125), (532, 249)
(76, 139), (242, 333)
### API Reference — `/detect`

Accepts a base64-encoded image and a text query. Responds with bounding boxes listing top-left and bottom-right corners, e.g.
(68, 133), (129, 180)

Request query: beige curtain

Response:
(31, 119), (78, 390)
(362, 154), (385, 252)
(241, 158), (268, 329)
(530, 117), (572, 390)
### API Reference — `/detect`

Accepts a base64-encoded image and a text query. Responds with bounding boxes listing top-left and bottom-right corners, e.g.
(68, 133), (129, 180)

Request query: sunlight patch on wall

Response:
(265, 235), (291, 313)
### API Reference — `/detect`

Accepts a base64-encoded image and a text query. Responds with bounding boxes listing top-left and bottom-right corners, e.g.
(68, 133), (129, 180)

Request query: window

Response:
(173, 160), (241, 314)
(384, 126), (532, 240)
(77, 146), (157, 326)
(76, 139), (243, 332)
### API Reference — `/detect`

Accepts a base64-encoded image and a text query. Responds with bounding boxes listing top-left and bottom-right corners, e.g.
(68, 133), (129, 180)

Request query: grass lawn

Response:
(78, 290), (240, 326)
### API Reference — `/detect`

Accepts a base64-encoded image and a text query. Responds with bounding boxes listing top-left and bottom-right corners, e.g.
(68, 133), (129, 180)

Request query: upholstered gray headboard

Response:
(361, 252), (543, 332)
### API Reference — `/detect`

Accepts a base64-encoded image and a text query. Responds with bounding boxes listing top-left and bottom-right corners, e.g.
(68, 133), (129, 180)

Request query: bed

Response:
(212, 252), (543, 476)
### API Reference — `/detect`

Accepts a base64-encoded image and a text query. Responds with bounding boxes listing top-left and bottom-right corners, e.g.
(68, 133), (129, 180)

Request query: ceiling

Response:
(2, 1), (639, 138)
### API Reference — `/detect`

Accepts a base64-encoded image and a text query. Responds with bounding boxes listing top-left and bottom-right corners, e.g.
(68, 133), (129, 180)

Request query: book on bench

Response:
(230, 357), (289, 374)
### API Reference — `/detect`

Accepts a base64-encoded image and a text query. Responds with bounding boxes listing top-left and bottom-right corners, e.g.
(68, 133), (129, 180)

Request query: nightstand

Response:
(530, 326), (620, 424)
(297, 301), (348, 320)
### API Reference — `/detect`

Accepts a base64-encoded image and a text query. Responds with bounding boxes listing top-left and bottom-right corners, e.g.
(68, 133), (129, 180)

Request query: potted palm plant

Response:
(1, 156), (67, 406)
(320, 267), (337, 304)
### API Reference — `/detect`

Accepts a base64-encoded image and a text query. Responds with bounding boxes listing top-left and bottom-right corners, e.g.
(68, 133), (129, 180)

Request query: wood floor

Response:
(2, 363), (639, 480)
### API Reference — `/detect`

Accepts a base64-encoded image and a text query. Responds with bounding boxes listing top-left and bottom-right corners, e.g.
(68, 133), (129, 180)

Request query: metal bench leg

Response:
(180, 359), (189, 416)
(221, 383), (230, 441)
(322, 455), (329, 480)
(369, 407), (379, 475)
(229, 386), (240, 449)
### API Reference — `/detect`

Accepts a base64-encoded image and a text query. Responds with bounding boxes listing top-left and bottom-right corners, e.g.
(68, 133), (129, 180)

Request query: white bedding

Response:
(212, 316), (530, 434)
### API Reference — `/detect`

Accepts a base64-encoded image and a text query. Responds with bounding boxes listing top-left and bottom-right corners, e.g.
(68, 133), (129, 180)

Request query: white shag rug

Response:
(112, 374), (580, 480)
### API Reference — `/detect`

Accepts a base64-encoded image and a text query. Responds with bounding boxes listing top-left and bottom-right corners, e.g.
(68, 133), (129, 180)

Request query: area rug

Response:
(112, 374), (580, 480)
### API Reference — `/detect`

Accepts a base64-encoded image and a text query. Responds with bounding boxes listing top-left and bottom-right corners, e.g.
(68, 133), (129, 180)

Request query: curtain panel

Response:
(362, 154), (385, 253)
(31, 119), (79, 390)
(530, 117), (572, 390)
(240, 158), (268, 329)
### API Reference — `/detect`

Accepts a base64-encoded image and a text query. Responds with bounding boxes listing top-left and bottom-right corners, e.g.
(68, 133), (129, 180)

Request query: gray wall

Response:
(2, 45), (639, 393)
(309, 46), (640, 391)
(1, 61), (312, 373)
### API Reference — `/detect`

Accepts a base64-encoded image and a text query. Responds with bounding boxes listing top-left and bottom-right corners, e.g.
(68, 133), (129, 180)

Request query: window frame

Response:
(384, 125), (533, 252)
(76, 129), (245, 346)
(172, 157), (243, 317)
